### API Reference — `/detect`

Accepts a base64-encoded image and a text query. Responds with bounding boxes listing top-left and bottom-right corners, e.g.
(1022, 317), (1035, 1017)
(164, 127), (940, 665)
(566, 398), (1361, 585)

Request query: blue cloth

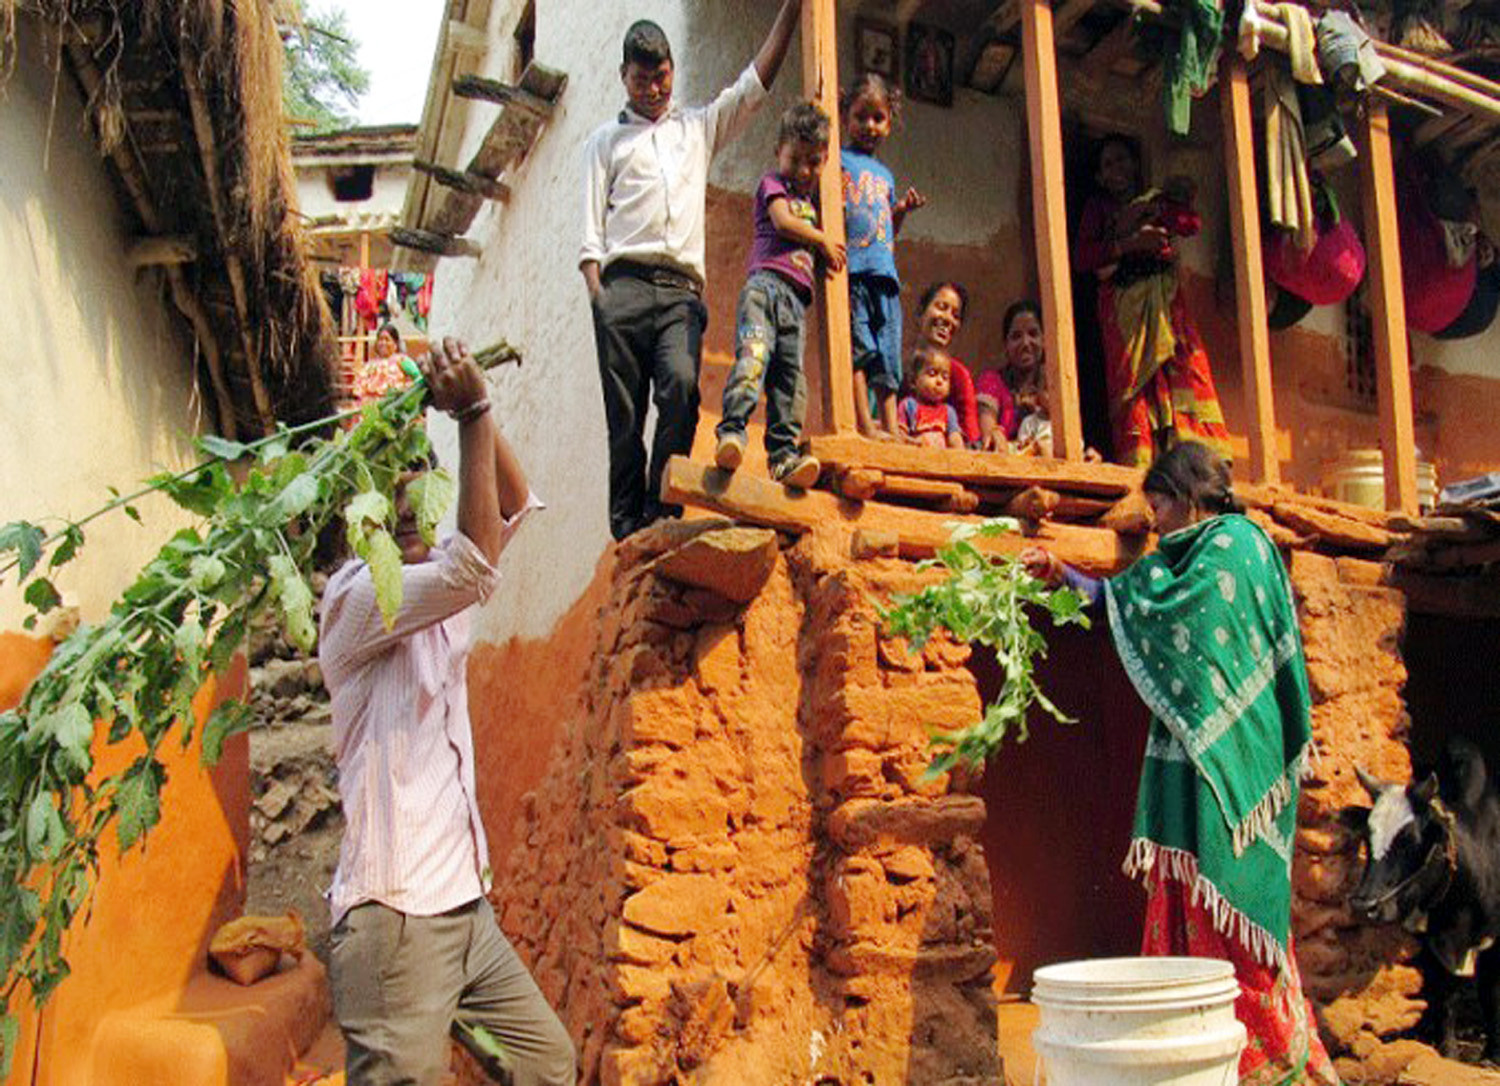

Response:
(842, 149), (898, 281)
(849, 275), (902, 391)
(717, 270), (809, 465)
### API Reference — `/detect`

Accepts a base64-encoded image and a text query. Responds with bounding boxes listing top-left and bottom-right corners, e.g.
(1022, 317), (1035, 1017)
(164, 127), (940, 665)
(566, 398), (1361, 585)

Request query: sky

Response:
(320, 0), (446, 126)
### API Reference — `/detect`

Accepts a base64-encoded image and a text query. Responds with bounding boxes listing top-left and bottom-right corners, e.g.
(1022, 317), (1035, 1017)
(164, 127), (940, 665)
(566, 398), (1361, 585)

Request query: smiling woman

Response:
(912, 281), (979, 446)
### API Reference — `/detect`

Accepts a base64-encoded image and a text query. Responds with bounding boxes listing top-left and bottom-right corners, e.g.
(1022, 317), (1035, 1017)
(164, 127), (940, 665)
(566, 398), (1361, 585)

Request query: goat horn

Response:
(1355, 765), (1386, 800)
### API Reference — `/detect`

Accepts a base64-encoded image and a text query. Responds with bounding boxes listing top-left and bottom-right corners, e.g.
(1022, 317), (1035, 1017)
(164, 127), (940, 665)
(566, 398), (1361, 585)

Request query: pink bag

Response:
(1398, 159), (1477, 334)
(1264, 182), (1366, 306)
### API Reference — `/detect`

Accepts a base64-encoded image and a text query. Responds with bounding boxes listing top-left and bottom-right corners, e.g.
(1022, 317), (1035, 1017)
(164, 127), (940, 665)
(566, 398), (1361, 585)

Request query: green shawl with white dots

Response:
(1106, 513), (1312, 975)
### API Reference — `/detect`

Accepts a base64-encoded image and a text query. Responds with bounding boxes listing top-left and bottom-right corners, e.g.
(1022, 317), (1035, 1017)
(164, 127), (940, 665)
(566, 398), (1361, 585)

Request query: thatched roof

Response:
(1, 0), (337, 439)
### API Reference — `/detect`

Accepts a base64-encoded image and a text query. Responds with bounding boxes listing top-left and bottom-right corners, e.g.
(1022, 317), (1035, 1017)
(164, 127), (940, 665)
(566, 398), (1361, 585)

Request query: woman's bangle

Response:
(451, 398), (492, 424)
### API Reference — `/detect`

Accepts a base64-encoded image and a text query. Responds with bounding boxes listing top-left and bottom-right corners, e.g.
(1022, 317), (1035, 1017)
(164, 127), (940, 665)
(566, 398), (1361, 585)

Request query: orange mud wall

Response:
(2, 632), (251, 1086)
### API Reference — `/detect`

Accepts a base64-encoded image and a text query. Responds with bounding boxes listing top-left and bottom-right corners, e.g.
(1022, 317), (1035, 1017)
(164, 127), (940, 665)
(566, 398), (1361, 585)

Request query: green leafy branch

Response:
(0, 342), (516, 1071)
(880, 520), (1092, 776)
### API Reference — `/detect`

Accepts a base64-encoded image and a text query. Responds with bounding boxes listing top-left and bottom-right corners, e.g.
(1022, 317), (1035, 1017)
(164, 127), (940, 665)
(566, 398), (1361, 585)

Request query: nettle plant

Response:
(881, 520), (1092, 776)
(0, 344), (514, 1070)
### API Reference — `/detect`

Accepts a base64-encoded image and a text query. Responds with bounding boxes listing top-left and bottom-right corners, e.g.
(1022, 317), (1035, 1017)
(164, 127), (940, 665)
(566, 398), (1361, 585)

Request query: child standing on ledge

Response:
(716, 102), (846, 488)
(841, 73), (926, 440)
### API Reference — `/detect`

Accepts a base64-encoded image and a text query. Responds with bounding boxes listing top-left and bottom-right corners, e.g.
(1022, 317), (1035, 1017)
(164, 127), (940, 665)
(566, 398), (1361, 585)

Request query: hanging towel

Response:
(1317, 11), (1387, 90)
(1163, 0), (1225, 136)
(1265, 68), (1316, 251)
(355, 269), (388, 321)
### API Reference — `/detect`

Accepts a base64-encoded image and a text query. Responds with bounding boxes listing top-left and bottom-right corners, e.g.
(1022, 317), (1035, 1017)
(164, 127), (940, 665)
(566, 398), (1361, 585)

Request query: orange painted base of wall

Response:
(2, 633), (253, 1086)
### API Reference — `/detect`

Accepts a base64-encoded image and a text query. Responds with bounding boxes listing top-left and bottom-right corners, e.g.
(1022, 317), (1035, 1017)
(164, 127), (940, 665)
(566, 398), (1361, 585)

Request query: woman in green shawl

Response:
(1023, 442), (1339, 1086)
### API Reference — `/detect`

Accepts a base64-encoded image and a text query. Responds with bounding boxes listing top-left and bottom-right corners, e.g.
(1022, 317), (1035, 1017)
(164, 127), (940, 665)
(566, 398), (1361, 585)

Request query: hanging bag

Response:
(1264, 178), (1366, 306)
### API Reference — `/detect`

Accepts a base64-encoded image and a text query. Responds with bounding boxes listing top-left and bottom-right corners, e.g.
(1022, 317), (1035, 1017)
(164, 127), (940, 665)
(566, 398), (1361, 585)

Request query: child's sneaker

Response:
(771, 453), (821, 489)
(715, 432), (746, 471)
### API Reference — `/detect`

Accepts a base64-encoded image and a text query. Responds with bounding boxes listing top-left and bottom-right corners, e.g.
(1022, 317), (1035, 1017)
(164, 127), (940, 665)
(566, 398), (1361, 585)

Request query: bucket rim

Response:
(1031, 955), (1236, 991)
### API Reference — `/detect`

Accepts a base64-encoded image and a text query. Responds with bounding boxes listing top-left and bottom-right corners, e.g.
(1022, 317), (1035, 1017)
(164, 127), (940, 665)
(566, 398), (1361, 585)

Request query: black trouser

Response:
(590, 271), (707, 540)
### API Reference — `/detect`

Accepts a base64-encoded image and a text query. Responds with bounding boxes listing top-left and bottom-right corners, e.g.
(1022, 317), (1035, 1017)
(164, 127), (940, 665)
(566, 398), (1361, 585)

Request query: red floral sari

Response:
(1143, 875), (1340, 1086)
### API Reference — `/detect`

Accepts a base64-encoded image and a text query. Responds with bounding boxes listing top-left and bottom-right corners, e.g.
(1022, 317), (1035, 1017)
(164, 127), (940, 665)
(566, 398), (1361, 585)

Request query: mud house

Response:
(1, 2), (334, 1081)
(395, 0), (1500, 1083)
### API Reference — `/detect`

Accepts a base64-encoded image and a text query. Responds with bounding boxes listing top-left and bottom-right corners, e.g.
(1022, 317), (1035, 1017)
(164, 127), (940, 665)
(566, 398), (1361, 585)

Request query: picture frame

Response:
(855, 18), (898, 82)
(905, 21), (955, 107)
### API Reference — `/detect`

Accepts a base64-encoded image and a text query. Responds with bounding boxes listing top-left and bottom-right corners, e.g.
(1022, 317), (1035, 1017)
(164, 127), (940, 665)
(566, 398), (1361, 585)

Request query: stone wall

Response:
(484, 520), (1002, 1085)
(1289, 553), (1429, 1083)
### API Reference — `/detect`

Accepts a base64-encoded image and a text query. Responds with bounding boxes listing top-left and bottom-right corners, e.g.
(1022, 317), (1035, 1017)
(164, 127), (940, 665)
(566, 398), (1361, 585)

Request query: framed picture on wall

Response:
(905, 22), (954, 107)
(856, 18), (898, 81)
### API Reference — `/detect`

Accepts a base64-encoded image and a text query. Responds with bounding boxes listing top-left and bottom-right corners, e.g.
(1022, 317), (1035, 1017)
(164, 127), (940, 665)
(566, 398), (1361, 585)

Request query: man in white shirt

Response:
(580, 2), (802, 540)
(321, 339), (574, 1086)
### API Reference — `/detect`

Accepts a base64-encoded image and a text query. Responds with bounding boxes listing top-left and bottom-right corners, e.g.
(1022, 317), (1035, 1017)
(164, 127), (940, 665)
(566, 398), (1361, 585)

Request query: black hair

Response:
(918, 281), (968, 323)
(623, 20), (672, 68)
(1142, 441), (1242, 515)
(1002, 299), (1042, 338)
(777, 101), (830, 149)
(377, 322), (402, 351)
(839, 72), (900, 120)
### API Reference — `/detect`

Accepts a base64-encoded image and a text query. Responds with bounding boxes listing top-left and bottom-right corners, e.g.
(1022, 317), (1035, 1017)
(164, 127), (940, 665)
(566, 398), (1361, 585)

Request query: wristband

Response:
(452, 398), (492, 424)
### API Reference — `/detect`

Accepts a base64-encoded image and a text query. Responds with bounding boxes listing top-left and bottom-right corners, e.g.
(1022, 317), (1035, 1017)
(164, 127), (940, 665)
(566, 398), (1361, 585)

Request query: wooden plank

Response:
(1359, 102), (1420, 515)
(1271, 501), (1394, 552)
(1020, 0), (1085, 459)
(412, 160), (512, 202)
(1237, 483), (1397, 529)
(808, 434), (1139, 496)
(126, 235), (196, 267)
(802, 0), (856, 433)
(390, 227), (482, 258)
(1219, 56), (1279, 485)
(662, 457), (1143, 575)
(451, 74), (554, 115)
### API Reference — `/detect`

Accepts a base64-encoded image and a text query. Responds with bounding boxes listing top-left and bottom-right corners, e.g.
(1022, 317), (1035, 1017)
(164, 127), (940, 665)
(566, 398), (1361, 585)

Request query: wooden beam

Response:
(661, 456), (1143, 575)
(802, 0), (856, 433)
(1020, 0), (1085, 459)
(1054, 0), (1098, 39)
(1219, 56), (1279, 485)
(390, 227), (483, 259)
(445, 18), (491, 54)
(1359, 102), (1419, 515)
(126, 235), (197, 268)
(807, 434), (1139, 496)
(451, 74), (553, 115)
(412, 160), (512, 202)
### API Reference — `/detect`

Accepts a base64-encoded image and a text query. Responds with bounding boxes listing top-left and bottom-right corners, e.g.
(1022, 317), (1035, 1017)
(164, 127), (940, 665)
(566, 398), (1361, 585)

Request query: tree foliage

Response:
(281, 2), (371, 132)
(881, 520), (1091, 775)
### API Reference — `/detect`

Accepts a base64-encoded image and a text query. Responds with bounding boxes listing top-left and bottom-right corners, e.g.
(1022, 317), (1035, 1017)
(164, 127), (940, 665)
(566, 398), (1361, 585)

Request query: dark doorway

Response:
(972, 621), (1152, 993)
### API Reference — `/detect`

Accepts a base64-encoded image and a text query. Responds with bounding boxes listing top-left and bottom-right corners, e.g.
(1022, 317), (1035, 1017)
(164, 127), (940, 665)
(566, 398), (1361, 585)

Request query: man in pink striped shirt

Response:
(319, 338), (574, 1085)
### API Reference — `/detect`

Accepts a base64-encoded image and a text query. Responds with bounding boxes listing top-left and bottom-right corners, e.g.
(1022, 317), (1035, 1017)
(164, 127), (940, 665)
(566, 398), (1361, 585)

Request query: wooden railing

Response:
(800, 0), (1425, 514)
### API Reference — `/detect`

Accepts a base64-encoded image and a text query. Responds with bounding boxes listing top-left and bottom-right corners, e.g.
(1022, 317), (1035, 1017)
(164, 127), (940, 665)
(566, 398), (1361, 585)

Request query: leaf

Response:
(113, 758), (165, 851)
(366, 529), (404, 628)
(343, 490), (391, 556)
(404, 469), (455, 546)
(255, 429), (291, 464)
(25, 794), (65, 861)
(156, 464), (232, 517)
(270, 473), (320, 522)
(24, 578), (62, 615)
(30, 703), (93, 770)
(173, 617), (206, 674)
(0, 521), (45, 580)
(197, 434), (249, 461)
(0, 1010), (17, 1079)
(267, 555), (317, 653)
(48, 525), (84, 570)
(123, 505), (141, 524)
(188, 555), (227, 592)
(200, 701), (254, 768)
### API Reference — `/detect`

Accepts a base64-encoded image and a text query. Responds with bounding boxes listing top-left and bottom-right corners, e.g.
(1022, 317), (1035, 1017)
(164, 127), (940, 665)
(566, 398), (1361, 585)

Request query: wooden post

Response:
(1219, 56), (1279, 485)
(802, 0), (856, 433)
(1020, 0), (1084, 460)
(1359, 101), (1419, 514)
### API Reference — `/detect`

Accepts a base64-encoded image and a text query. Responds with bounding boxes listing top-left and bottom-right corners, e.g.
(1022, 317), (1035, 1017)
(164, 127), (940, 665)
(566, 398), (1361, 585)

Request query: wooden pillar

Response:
(1020, 0), (1084, 460)
(1219, 56), (1279, 485)
(1359, 101), (1419, 513)
(803, 0), (856, 433)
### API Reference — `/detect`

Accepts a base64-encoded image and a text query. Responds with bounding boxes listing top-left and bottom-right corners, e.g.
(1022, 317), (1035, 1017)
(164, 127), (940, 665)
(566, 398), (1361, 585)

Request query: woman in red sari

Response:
(1074, 136), (1231, 468)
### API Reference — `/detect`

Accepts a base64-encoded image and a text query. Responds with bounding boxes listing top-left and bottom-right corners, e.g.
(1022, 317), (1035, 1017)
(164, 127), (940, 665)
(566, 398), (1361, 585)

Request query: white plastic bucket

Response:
(1323, 448), (1437, 511)
(1031, 956), (1246, 1086)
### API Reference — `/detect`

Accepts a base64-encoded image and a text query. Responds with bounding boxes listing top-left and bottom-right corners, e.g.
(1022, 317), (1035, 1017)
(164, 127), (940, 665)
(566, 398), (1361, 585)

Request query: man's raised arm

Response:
(754, 0), (803, 89)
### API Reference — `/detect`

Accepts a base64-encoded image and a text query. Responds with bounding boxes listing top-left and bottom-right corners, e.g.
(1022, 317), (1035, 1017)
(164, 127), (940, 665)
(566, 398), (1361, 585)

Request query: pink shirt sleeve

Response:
(975, 370), (1019, 441)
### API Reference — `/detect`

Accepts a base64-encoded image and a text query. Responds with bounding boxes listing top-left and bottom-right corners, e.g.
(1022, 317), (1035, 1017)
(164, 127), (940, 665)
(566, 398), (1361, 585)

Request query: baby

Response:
(899, 347), (963, 449)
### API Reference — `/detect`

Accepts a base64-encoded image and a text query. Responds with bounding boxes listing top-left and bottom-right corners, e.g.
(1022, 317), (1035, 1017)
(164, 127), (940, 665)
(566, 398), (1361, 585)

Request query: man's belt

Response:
(604, 259), (701, 294)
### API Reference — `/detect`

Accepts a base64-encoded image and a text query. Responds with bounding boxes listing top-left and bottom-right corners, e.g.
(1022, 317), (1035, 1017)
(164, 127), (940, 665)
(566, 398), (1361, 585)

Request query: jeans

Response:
(331, 899), (576, 1086)
(716, 270), (809, 466)
(849, 274), (903, 392)
(590, 272), (708, 540)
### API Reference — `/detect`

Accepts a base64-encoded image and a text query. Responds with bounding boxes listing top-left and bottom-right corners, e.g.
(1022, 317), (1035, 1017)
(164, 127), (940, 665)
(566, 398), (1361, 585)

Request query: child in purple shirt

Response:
(715, 102), (846, 488)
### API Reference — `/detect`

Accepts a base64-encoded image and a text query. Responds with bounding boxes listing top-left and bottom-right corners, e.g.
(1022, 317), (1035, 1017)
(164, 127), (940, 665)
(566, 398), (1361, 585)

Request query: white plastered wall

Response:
(0, 19), (202, 629)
